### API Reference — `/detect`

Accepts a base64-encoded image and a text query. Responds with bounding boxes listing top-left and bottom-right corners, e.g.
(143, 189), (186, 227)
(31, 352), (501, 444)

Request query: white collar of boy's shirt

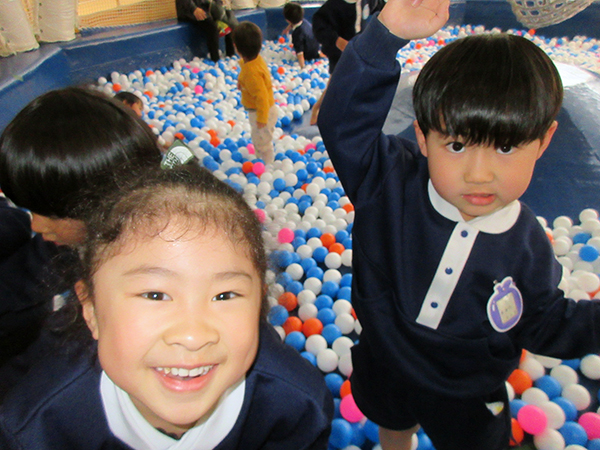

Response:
(292, 21), (302, 30)
(428, 180), (521, 234)
(100, 371), (245, 450)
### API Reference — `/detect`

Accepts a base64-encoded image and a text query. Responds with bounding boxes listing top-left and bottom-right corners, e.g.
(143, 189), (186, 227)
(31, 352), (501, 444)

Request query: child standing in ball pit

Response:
(0, 87), (162, 401)
(0, 164), (333, 449)
(318, 0), (600, 448)
(282, 2), (321, 69)
(232, 21), (277, 165)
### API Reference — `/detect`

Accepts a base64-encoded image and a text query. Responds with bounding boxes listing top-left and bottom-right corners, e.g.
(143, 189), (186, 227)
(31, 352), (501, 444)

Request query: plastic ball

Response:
(335, 313), (356, 334)
(338, 352), (353, 377)
(534, 428), (565, 450)
(562, 384), (591, 410)
(550, 365), (579, 388)
(553, 397), (579, 422)
(540, 401), (567, 430)
(579, 412), (600, 439)
(298, 303), (319, 321)
(278, 292), (298, 311)
(522, 387), (550, 405)
(316, 348), (339, 373)
(267, 304), (288, 326)
(329, 418), (353, 449)
(580, 354), (600, 380)
(302, 317), (324, 337)
(508, 368), (533, 394)
(324, 372), (344, 396)
(278, 227), (295, 244)
(305, 333), (328, 355)
(322, 323), (343, 345)
(340, 394), (365, 423)
(559, 421), (588, 447)
(510, 418), (525, 446)
(362, 419), (380, 443)
(535, 375), (563, 399)
(284, 331), (306, 351)
(517, 404), (548, 435)
(282, 316), (303, 335)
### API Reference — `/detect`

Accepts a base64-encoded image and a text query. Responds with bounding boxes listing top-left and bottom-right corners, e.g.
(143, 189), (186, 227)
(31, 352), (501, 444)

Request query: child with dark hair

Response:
(283, 2), (321, 69)
(0, 164), (333, 449)
(0, 86), (162, 397)
(232, 21), (277, 164)
(318, 0), (600, 448)
(114, 91), (144, 117)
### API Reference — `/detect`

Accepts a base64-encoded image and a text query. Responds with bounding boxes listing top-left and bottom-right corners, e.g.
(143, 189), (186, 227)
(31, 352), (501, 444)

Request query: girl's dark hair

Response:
(232, 21), (263, 60)
(55, 165), (269, 352)
(413, 33), (563, 148)
(283, 2), (303, 25)
(0, 86), (162, 219)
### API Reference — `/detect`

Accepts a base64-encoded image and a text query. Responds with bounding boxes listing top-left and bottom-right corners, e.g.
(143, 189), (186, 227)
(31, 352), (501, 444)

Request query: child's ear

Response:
(75, 280), (99, 340)
(413, 120), (429, 157)
(537, 120), (558, 159)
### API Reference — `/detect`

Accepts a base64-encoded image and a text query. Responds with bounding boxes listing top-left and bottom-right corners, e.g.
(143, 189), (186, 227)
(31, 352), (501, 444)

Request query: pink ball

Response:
(192, 67), (200, 73)
(340, 394), (364, 423)
(579, 412), (600, 439)
(252, 161), (265, 176)
(278, 228), (295, 244)
(194, 85), (204, 94)
(304, 143), (317, 152)
(254, 209), (266, 223)
(517, 404), (548, 435)
(247, 143), (256, 155)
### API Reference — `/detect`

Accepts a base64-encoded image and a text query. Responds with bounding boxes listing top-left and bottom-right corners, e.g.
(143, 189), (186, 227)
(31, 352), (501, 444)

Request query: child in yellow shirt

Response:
(232, 21), (277, 164)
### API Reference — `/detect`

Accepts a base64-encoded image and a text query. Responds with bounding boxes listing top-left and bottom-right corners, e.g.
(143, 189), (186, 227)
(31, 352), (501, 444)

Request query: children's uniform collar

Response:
(292, 21), (302, 30)
(415, 181), (522, 330)
(100, 371), (245, 450)
(427, 180), (521, 234)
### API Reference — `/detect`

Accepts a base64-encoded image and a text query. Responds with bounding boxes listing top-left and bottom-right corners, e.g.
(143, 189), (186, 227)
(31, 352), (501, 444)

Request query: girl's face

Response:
(78, 220), (262, 437)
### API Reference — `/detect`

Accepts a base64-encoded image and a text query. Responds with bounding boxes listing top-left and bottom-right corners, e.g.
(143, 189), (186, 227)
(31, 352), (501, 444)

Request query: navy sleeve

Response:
(317, 15), (410, 205)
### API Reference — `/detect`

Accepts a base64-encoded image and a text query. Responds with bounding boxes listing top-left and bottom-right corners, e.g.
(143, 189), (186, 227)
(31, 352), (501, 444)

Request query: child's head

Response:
(283, 2), (304, 25)
(412, 33), (563, 220)
(0, 86), (161, 245)
(74, 165), (268, 437)
(114, 91), (144, 117)
(232, 21), (263, 60)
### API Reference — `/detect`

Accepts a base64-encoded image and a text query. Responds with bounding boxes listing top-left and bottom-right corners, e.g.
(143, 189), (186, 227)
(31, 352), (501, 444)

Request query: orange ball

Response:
(329, 242), (345, 255)
(340, 379), (352, 398)
(302, 317), (324, 337)
(207, 129), (218, 138)
(323, 166), (335, 173)
(509, 418), (524, 446)
(277, 66), (285, 74)
(174, 132), (185, 141)
(278, 36), (285, 43)
(242, 161), (254, 174)
(320, 233), (336, 249)
(112, 83), (121, 92)
(278, 292), (298, 311)
(210, 136), (221, 147)
(507, 369), (533, 395)
(342, 203), (354, 213)
(282, 316), (303, 335)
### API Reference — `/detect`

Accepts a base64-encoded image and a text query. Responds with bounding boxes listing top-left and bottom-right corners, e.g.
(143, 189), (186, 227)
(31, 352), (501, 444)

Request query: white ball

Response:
(338, 352), (353, 377)
(332, 336), (354, 356)
(274, 326), (286, 341)
(520, 355), (546, 380)
(332, 299), (353, 315)
(316, 348), (339, 373)
(341, 249), (353, 267)
(550, 365), (579, 388)
(335, 313), (355, 335)
(304, 277), (322, 295)
(521, 387), (549, 406)
(539, 401), (566, 429)
(297, 289), (317, 306)
(580, 354), (600, 380)
(285, 263), (304, 281)
(554, 216), (574, 230)
(506, 381), (515, 401)
(298, 303), (319, 321)
(296, 244), (313, 259)
(323, 269), (343, 283)
(533, 354), (563, 369)
(324, 252), (342, 269)
(562, 383), (591, 410)
(305, 334), (328, 356)
(534, 428), (565, 450)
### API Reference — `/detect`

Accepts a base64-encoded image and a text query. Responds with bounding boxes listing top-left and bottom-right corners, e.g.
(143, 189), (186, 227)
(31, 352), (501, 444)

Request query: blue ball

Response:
(301, 351), (317, 366)
(559, 421), (588, 447)
(315, 295), (334, 310)
(313, 246), (328, 263)
(573, 232), (592, 245)
(268, 304), (288, 326)
(329, 419), (353, 449)
(362, 419), (379, 443)
(284, 331), (306, 352)
(301, 257), (318, 272)
(287, 280), (304, 295)
(321, 280), (340, 298)
(553, 397), (578, 422)
(306, 266), (324, 280)
(337, 286), (352, 301)
(317, 307), (337, 325)
(580, 244), (599, 262)
(562, 359), (581, 370)
(510, 399), (527, 418)
(306, 227), (322, 239)
(324, 372), (344, 396)
(535, 375), (562, 399)
(340, 273), (353, 287)
(273, 178), (286, 191)
(322, 324), (342, 345)
(588, 439), (600, 450)
(350, 422), (367, 447)
(417, 433), (435, 450)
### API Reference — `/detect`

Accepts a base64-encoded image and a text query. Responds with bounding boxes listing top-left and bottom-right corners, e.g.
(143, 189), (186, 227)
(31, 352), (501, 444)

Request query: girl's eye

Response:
(213, 291), (237, 301)
(496, 145), (514, 154)
(142, 292), (171, 301)
(446, 142), (465, 153)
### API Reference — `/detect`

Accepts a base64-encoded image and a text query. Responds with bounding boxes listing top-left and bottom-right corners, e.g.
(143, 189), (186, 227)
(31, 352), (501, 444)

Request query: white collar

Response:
(100, 371), (245, 450)
(292, 21), (302, 30)
(427, 180), (521, 234)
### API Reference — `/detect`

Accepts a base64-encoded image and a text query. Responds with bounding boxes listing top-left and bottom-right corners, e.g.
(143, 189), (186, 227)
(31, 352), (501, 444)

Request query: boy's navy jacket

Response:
(291, 20), (321, 61)
(0, 323), (333, 449)
(318, 16), (600, 400)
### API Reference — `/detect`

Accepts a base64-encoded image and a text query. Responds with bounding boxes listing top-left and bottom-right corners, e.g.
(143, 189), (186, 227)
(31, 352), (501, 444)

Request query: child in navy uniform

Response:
(0, 165), (333, 449)
(318, 0), (600, 448)
(283, 2), (321, 69)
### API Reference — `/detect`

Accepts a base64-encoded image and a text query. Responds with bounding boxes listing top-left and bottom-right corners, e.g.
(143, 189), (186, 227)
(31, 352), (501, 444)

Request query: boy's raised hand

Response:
(378, 0), (450, 40)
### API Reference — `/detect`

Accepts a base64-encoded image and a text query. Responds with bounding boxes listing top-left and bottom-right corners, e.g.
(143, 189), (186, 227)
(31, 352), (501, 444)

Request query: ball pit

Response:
(96, 22), (600, 450)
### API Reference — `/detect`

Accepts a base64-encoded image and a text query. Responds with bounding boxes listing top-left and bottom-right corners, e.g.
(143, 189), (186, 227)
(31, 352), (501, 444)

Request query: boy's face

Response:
(414, 121), (558, 221)
(79, 221), (262, 437)
(31, 213), (86, 246)
(130, 102), (143, 118)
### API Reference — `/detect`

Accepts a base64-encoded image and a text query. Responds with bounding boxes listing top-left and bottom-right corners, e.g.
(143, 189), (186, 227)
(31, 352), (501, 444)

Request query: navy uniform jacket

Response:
(291, 20), (321, 62)
(0, 323), (333, 449)
(318, 16), (600, 405)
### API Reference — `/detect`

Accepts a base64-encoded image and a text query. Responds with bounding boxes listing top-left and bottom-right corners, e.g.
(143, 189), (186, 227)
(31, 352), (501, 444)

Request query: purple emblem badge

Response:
(487, 276), (523, 332)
